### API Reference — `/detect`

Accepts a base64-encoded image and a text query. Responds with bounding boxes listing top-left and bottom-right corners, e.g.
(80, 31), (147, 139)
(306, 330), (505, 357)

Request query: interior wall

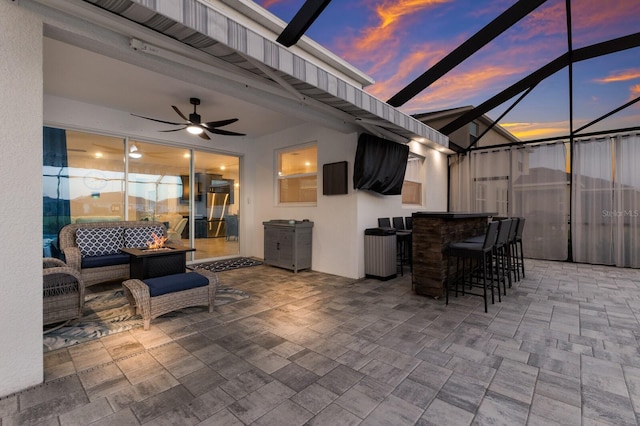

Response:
(0, 2), (44, 397)
(249, 123), (360, 278)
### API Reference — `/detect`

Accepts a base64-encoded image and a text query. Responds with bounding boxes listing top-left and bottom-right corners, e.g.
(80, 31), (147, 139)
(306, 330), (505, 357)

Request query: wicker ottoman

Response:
(122, 270), (218, 330)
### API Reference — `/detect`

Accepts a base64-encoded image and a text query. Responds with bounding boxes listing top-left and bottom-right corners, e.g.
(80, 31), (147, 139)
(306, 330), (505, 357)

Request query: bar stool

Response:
(492, 219), (514, 295)
(511, 217), (526, 280)
(446, 220), (500, 313)
(465, 218), (515, 292)
(506, 218), (519, 284)
(396, 230), (412, 275)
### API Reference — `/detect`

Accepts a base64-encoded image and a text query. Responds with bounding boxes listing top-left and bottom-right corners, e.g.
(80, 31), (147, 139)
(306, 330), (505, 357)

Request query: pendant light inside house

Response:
(129, 143), (142, 158)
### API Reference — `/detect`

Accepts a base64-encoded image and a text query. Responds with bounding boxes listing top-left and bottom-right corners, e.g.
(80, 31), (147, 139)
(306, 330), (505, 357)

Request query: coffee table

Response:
(120, 245), (195, 279)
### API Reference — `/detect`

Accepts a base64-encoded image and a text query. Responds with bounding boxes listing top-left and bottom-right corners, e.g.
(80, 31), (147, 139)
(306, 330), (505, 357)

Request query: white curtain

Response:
(512, 143), (568, 260)
(613, 133), (640, 267)
(405, 157), (422, 182)
(572, 137), (614, 265)
(450, 134), (639, 267)
(471, 149), (510, 216)
(449, 154), (471, 211)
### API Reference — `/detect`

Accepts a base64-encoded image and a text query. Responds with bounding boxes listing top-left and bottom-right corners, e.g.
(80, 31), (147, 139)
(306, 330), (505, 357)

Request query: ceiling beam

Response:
(387, 0), (548, 107)
(276, 0), (332, 47)
(438, 32), (640, 136)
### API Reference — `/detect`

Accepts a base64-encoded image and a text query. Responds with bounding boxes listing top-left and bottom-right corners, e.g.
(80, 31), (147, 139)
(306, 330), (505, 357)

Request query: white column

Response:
(0, 1), (44, 397)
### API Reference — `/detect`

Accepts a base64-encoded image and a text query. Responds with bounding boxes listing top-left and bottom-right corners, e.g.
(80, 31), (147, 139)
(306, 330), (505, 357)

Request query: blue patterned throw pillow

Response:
(76, 227), (124, 258)
(124, 226), (165, 248)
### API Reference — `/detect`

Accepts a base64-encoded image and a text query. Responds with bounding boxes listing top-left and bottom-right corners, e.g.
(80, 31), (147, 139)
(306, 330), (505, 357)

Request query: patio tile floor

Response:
(3, 259), (640, 425)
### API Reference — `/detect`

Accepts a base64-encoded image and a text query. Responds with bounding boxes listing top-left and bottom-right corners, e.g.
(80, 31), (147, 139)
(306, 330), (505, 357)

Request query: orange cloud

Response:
(338, 0), (451, 68)
(571, 0), (640, 45)
(514, 1), (566, 41)
(364, 47), (449, 99)
(500, 121), (568, 140)
(631, 84), (640, 107)
(594, 69), (640, 83)
(396, 62), (527, 114)
(364, 37), (541, 112)
(259, 0), (288, 8)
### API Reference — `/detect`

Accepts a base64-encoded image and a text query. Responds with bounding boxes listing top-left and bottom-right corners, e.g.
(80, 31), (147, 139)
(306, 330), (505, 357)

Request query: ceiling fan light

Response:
(187, 125), (203, 135)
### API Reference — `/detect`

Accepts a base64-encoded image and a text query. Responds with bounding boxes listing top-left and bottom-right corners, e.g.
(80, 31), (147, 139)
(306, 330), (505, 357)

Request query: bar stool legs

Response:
(445, 221), (500, 313)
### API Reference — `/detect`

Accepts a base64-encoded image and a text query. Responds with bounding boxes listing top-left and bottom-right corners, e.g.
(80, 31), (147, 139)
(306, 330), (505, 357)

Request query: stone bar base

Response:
(411, 212), (493, 298)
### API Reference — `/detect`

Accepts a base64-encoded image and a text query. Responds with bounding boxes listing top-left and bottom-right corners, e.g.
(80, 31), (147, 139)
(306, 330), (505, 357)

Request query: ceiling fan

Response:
(131, 97), (246, 140)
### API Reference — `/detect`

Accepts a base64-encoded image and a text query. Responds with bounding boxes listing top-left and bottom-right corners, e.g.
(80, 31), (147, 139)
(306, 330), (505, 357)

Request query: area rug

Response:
(189, 257), (262, 273)
(43, 285), (250, 352)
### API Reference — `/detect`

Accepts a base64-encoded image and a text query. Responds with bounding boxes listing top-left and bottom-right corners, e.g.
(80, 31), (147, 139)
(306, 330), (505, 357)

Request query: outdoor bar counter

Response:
(411, 212), (494, 298)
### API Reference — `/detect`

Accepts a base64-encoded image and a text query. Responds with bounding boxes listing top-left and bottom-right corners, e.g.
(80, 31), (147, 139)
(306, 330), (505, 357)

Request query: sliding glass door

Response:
(192, 151), (240, 261)
(43, 127), (240, 262)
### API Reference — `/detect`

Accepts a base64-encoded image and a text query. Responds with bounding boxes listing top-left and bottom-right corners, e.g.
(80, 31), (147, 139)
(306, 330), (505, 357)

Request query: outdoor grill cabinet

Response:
(263, 220), (313, 272)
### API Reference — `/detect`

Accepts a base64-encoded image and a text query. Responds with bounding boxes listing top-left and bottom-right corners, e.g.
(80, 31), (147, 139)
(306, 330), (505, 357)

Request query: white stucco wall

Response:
(0, 2), (44, 397)
(423, 149), (449, 211)
(249, 123), (360, 278)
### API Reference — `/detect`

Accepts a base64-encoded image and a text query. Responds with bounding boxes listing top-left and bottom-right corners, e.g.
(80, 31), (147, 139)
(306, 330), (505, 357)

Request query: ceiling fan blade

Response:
(158, 127), (187, 133)
(203, 118), (238, 128)
(131, 114), (186, 126)
(199, 131), (211, 140)
(171, 105), (189, 122)
(206, 128), (246, 136)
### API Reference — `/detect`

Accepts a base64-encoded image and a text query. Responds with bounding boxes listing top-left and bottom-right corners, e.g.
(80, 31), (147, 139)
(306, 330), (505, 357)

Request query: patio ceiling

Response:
(73, 0), (449, 150)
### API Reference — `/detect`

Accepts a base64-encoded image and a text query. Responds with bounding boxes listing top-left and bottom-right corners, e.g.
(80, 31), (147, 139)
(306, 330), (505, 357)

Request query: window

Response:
(402, 156), (422, 205)
(470, 121), (479, 146)
(277, 144), (317, 203)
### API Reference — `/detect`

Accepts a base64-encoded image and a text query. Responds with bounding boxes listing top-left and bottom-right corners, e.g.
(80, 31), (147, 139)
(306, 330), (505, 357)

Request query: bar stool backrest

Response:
(507, 217), (518, 243)
(392, 217), (405, 230)
(405, 217), (413, 230)
(378, 217), (391, 228)
(496, 219), (513, 248)
(515, 217), (526, 241)
(482, 220), (500, 250)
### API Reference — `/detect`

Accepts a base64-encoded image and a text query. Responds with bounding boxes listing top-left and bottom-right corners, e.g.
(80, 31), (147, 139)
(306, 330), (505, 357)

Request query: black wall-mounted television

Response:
(323, 161), (348, 195)
(353, 133), (409, 195)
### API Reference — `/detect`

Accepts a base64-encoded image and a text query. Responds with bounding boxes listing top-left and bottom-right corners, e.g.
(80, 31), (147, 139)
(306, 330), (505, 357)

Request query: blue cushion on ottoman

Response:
(143, 272), (208, 297)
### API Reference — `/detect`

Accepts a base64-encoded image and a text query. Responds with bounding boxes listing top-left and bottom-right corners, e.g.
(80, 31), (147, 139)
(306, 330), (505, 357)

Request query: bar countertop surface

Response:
(413, 211), (496, 219)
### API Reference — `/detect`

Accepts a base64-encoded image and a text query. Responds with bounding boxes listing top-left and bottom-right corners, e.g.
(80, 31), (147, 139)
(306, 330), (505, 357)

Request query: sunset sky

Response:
(256, 0), (640, 141)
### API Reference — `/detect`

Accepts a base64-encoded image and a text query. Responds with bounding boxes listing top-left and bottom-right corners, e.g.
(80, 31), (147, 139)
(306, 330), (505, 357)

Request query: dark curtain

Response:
(43, 127), (71, 256)
(353, 133), (409, 195)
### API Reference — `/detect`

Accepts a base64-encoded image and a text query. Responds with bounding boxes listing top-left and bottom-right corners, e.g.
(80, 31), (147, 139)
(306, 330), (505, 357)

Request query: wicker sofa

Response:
(58, 221), (172, 287)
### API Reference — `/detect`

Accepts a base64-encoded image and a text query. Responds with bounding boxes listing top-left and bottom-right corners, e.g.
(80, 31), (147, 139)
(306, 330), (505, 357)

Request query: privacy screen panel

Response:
(353, 133), (409, 195)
